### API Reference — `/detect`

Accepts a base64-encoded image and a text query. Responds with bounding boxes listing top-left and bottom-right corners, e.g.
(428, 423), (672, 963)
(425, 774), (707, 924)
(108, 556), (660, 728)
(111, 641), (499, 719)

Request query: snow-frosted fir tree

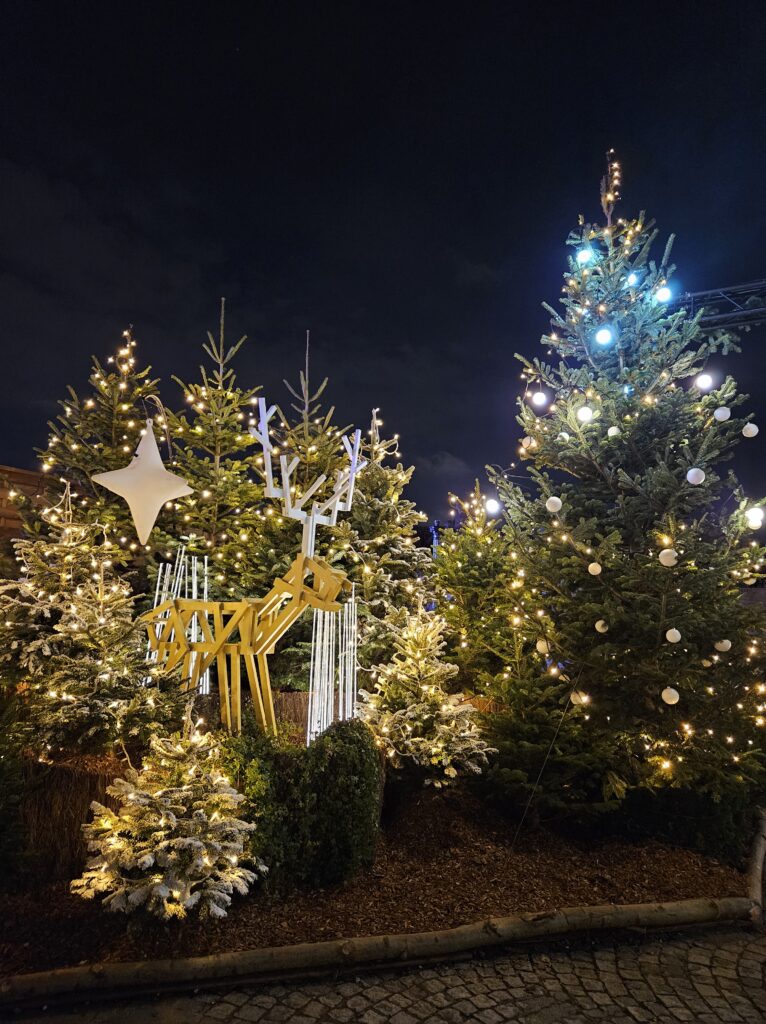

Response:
(332, 411), (433, 668)
(489, 155), (766, 802)
(0, 487), (182, 755)
(25, 330), (163, 567)
(358, 605), (492, 786)
(164, 302), (265, 599)
(72, 708), (264, 920)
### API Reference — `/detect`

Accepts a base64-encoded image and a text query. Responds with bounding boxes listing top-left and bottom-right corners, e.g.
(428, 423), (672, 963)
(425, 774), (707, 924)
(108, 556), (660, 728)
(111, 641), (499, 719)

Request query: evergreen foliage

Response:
(333, 414), (433, 670)
(0, 488), (181, 755)
(28, 330), (163, 567)
(223, 715), (382, 890)
(72, 709), (264, 920)
(164, 302), (265, 599)
(358, 605), (492, 786)
(483, 160), (766, 806)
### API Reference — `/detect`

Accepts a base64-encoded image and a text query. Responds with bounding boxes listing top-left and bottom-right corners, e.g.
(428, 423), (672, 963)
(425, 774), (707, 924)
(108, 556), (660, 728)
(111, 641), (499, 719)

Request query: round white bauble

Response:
(701, 659), (713, 667)
(595, 619), (609, 633)
(714, 639), (732, 652)
(545, 496), (563, 513)
(535, 639), (551, 655)
(713, 407), (731, 422)
(607, 426), (621, 438)
(686, 468), (706, 486)
(746, 508), (764, 530)
(587, 561), (602, 576)
(570, 690), (590, 706)
(661, 687), (680, 705)
(521, 436), (534, 449)
(743, 423), (759, 438)
(658, 548), (678, 567)
(558, 431), (571, 441)
(577, 406), (594, 424)
(665, 628), (682, 644)
(744, 575), (757, 586)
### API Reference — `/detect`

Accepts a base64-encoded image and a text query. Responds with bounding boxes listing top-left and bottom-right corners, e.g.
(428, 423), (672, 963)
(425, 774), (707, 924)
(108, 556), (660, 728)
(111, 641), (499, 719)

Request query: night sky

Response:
(1, 2), (765, 517)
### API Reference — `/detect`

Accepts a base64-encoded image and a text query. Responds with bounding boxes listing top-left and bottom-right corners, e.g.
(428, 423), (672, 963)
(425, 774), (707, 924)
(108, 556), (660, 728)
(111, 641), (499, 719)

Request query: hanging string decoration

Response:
(145, 546), (210, 694)
(307, 586), (358, 744)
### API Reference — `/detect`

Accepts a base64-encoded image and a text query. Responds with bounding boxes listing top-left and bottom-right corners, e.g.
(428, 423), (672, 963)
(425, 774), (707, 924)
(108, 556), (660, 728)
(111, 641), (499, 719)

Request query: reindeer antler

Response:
(251, 397), (366, 558)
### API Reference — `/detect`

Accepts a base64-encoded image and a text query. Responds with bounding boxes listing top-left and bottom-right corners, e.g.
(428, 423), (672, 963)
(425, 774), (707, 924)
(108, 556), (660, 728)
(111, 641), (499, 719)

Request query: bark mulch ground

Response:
(0, 788), (747, 978)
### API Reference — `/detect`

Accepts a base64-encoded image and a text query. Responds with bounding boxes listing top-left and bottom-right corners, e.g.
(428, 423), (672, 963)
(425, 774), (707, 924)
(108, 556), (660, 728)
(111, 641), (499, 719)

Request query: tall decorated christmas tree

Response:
(164, 302), (265, 599)
(488, 155), (766, 805)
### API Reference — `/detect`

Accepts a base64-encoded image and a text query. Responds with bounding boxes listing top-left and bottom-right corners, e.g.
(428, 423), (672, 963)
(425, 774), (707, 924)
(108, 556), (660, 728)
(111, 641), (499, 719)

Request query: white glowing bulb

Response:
(695, 373), (713, 391)
(577, 406), (594, 424)
(595, 327), (613, 345)
(576, 249), (593, 265)
(627, 272), (639, 287)
(746, 508), (764, 530)
(655, 286), (672, 303)
(485, 498), (501, 515)
(531, 390), (548, 407)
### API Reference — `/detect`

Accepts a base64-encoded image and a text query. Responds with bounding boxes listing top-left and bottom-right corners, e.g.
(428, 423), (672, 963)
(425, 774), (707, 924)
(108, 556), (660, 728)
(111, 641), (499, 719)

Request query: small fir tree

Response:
(164, 301), (264, 599)
(72, 709), (264, 920)
(358, 605), (492, 786)
(487, 156), (766, 803)
(0, 487), (181, 755)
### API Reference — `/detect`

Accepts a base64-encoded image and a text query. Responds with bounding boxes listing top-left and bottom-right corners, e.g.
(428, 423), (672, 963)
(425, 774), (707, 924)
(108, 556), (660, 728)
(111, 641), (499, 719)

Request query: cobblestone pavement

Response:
(12, 927), (766, 1024)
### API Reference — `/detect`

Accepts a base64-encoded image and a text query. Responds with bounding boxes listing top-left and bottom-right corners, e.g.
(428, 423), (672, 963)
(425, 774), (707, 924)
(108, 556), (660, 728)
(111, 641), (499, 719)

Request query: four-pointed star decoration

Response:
(92, 420), (193, 544)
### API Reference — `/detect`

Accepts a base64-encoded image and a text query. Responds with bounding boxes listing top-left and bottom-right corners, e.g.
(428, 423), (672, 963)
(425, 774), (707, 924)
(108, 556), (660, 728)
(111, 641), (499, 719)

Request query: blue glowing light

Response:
(595, 327), (614, 345)
(623, 384), (635, 397)
(576, 249), (593, 266)
(655, 286), (672, 303)
(627, 272), (639, 287)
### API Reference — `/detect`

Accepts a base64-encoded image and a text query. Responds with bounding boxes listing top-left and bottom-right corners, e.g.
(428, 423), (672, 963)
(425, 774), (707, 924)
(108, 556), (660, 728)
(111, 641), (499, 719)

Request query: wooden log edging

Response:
(0, 895), (757, 1011)
(3, 806), (766, 1011)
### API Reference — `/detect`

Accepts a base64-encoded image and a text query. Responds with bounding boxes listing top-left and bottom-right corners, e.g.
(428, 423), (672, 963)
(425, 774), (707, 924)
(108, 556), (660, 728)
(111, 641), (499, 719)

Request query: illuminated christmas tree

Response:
(28, 330), (163, 567)
(488, 155), (766, 802)
(358, 605), (491, 786)
(164, 302), (265, 599)
(72, 709), (264, 920)
(0, 487), (181, 756)
(332, 412), (433, 669)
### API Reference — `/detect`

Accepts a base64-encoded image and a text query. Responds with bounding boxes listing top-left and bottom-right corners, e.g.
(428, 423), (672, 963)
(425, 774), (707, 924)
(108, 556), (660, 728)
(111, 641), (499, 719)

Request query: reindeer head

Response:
(250, 397), (367, 559)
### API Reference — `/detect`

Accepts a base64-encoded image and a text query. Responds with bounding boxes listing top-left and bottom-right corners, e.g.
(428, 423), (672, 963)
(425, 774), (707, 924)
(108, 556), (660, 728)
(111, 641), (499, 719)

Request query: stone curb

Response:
(0, 895), (759, 1012)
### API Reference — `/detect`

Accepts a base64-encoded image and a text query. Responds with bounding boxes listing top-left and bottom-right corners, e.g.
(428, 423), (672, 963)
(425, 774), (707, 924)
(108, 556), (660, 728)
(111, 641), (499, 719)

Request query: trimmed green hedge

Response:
(223, 717), (383, 891)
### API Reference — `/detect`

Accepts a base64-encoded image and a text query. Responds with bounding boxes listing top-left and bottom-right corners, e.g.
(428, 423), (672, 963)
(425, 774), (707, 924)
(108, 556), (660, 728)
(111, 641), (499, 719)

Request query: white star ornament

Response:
(92, 421), (192, 544)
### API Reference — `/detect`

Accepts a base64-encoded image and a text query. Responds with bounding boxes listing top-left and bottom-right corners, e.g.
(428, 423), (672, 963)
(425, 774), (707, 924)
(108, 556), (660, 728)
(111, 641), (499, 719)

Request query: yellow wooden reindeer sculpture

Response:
(142, 398), (365, 735)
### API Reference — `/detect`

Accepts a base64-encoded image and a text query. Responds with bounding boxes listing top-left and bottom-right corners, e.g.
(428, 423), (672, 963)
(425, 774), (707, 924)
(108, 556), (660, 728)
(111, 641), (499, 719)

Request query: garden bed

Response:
(0, 788), (748, 979)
